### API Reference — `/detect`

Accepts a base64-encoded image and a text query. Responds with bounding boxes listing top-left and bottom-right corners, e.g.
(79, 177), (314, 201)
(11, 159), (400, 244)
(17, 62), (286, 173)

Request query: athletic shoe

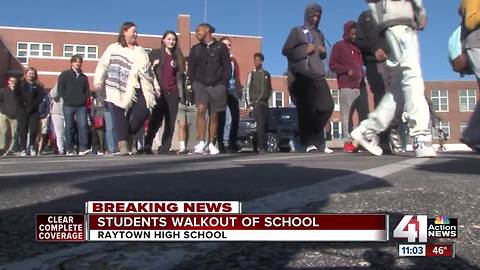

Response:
(389, 129), (403, 153)
(20, 150), (28, 157)
(306, 145), (318, 153)
(29, 146), (37, 156)
(66, 151), (76, 156)
(208, 143), (220, 155)
(194, 141), (206, 154)
(324, 147), (334, 154)
(178, 148), (188, 155)
(414, 135), (437, 158)
(351, 127), (383, 156)
(343, 142), (355, 153)
(97, 152), (104, 156)
(79, 149), (91, 156)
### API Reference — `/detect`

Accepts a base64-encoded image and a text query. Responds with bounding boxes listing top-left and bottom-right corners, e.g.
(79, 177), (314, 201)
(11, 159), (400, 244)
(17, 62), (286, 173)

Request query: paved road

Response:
(0, 151), (479, 269)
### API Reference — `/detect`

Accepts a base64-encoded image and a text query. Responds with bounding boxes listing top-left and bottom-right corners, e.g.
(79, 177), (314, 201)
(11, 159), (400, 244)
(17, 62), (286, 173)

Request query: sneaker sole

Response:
(351, 129), (383, 156)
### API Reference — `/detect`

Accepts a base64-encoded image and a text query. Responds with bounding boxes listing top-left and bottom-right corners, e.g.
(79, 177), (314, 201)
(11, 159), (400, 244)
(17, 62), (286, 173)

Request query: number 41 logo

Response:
(393, 215), (428, 243)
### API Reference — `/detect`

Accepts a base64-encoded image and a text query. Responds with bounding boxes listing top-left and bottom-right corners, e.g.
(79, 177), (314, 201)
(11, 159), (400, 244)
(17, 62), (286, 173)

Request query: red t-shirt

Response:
(160, 51), (177, 92)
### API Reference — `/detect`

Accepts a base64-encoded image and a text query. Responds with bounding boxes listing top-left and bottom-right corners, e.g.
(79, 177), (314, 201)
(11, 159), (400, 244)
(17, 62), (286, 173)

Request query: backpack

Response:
(448, 26), (473, 75)
(462, 0), (480, 31)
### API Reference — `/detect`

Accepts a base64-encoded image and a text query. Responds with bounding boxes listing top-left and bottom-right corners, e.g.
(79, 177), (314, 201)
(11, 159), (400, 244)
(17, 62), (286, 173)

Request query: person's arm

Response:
(318, 31), (327, 60)
(221, 45), (233, 86)
(56, 72), (66, 99)
(329, 44), (350, 75)
(262, 71), (273, 102)
(0, 89), (4, 104)
(83, 76), (91, 104)
(188, 50), (197, 84)
(94, 44), (114, 90)
(244, 71), (252, 106)
(282, 27), (308, 61)
(30, 84), (44, 114)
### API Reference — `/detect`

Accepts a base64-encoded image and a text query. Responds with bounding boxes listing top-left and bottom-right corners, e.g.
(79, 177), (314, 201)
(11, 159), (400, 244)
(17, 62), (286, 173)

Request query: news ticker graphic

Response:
(398, 243), (456, 258)
(393, 215), (458, 243)
(36, 201), (389, 242)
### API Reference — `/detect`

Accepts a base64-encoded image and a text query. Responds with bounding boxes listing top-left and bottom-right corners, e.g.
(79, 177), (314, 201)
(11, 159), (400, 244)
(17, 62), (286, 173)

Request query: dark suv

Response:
(237, 107), (299, 153)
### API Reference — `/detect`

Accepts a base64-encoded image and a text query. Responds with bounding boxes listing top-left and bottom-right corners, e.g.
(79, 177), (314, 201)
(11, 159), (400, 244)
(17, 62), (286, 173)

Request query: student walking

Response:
(57, 55), (90, 156)
(144, 31), (186, 154)
(329, 21), (366, 153)
(189, 23), (232, 155)
(15, 68), (44, 156)
(176, 60), (196, 154)
(0, 75), (18, 157)
(282, 3), (334, 153)
(50, 84), (66, 155)
(351, 0), (437, 158)
(217, 37), (241, 153)
(94, 21), (157, 156)
(244, 53), (272, 153)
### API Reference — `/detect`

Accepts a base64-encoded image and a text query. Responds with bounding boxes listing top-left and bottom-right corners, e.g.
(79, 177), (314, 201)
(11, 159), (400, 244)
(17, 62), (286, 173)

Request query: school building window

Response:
(17, 42), (53, 64)
(64, 44), (98, 59)
(269, 91), (284, 108)
(459, 89), (477, 112)
(433, 121), (451, 139)
(331, 89), (340, 112)
(431, 90), (449, 112)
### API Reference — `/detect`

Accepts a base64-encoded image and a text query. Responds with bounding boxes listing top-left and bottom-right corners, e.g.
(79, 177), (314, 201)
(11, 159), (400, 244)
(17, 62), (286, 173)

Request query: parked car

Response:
(237, 107), (299, 153)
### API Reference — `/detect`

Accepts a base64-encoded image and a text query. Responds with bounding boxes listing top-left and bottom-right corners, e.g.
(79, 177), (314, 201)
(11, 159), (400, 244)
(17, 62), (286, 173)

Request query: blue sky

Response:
(0, 0), (466, 80)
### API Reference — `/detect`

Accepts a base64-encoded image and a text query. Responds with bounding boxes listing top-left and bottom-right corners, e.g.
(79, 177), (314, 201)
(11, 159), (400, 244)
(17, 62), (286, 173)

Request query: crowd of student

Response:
(1, 0), (480, 158)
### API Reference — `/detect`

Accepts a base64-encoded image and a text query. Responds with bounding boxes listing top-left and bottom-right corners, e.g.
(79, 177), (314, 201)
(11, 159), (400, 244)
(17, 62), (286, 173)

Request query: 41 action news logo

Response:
(393, 215), (458, 243)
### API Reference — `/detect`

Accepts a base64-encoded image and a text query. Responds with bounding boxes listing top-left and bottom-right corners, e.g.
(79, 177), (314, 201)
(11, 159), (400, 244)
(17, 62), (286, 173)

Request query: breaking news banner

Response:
(35, 201), (389, 242)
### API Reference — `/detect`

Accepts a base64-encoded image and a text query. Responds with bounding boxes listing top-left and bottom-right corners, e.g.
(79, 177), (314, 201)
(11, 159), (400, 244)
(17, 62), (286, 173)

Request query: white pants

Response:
(359, 25), (431, 137)
(51, 114), (65, 152)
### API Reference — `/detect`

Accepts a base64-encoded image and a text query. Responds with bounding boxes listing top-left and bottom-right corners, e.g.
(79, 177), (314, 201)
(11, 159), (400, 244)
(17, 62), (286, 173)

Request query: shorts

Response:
(177, 102), (197, 122)
(193, 81), (227, 112)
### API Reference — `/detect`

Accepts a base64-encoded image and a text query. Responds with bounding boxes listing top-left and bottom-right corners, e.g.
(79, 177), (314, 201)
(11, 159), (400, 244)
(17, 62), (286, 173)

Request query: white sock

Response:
(179, 141), (186, 150)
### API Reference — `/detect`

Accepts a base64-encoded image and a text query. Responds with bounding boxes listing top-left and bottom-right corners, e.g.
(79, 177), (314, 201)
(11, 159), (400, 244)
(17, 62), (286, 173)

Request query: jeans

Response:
(358, 25), (431, 138)
(0, 113), (17, 153)
(51, 114), (65, 152)
(63, 106), (88, 152)
(217, 92), (240, 147)
(104, 110), (117, 153)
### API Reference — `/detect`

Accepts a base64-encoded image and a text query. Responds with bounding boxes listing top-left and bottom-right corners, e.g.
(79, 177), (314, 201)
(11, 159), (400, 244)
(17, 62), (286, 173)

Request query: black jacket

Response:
(188, 40), (232, 87)
(0, 87), (17, 119)
(149, 48), (185, 100)
(14, 79), (44, 115)
(355, 10), (390, 64)
(57, 68), (90, 107)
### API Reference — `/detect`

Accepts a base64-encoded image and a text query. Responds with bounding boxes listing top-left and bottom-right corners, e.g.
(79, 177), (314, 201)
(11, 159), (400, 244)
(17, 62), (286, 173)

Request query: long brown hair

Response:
(161, 30), (185, 73)
(117, 21), (137, 48)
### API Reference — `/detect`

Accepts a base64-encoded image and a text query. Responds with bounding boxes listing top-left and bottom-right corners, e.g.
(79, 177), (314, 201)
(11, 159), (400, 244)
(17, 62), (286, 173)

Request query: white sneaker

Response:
(194, 141), (206, 154)
(351, 127), (383, 156)
(208, 143), (220, 155)
(79, 149), (91, 156)
(29, 146), (37, 156)
(306, 145), (318, 153)
(97, 152), (104, 156)
(324, 147), (334, 154)
(414, 135), (437, 158)
(20, 150), (27, 157)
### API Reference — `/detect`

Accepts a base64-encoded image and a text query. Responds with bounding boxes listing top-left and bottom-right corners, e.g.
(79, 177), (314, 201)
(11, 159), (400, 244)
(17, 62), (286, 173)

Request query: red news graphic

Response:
(87, 214), (388, 242)
(36, 214), (85, 242)
(426, 243), (455, 257)
(85, 201), (242, 214)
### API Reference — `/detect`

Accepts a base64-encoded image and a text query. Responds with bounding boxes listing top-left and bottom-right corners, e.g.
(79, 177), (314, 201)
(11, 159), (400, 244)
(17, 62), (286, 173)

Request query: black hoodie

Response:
(282, 4), (327, 79)
(355, 10), (390, 64)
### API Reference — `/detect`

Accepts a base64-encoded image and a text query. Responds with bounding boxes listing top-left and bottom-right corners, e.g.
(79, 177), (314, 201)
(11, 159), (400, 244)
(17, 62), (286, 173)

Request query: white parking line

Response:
(0, 157), (430, 270)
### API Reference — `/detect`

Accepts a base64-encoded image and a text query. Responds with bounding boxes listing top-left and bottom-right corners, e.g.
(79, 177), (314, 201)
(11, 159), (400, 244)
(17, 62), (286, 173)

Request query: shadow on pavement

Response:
(415, 154), (480, 176)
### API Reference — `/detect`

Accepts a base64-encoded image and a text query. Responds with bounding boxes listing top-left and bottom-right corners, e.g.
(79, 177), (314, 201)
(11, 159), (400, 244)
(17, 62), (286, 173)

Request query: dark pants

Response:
(463, 102), (480, 144)
(16, 109), (39, 151)
(145, 90), (179, 152)
(365, 61), (386, 108)
(63, 105), (88, 152)
(252, 101), (269, 151)
(109, 89), (149, 142)
(293, 76), (334, 150)
(217, 92), (240, 148)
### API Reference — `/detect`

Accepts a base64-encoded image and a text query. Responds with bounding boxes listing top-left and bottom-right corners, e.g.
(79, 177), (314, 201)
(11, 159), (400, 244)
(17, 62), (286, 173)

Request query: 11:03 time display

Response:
(398, 244), (426, 257)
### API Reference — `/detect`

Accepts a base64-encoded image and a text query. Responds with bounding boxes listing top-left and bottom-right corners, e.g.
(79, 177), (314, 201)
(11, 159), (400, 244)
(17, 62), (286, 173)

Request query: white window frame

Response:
(16, 41), (54, 65)
(434, 121), (451, 139)
(331, 89), (340, 112)
(63, 44), (98, 59)
(431, 89), (449, 112)
(271, 91), (284, 108)
(458, 89), (477, 112)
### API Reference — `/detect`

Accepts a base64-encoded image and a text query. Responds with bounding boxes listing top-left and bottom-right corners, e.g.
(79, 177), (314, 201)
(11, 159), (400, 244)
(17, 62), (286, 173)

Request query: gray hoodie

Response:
(368, 0), (426, 31)
(282, 4), (327, 79)
(50, 84), (64, 116)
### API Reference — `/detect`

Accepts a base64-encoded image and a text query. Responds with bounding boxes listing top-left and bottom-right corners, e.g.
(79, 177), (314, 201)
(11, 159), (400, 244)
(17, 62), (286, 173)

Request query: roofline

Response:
(190, 31), (262, 39)
(0, 25), (164, 38)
